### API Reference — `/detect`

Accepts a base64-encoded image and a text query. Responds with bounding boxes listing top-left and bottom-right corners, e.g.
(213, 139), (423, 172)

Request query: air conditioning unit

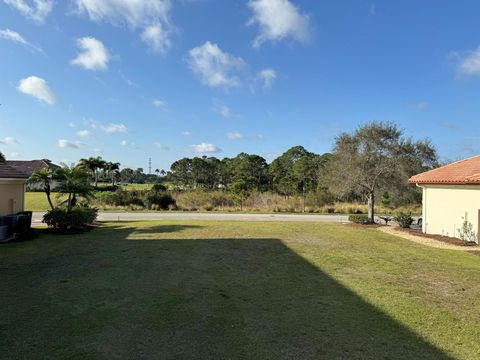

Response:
(0, 225), (8, 241)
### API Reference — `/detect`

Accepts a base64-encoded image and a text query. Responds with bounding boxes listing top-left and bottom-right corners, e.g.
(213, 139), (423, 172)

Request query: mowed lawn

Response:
(1, 222), (479, 359)
(25, 192), (65, 211)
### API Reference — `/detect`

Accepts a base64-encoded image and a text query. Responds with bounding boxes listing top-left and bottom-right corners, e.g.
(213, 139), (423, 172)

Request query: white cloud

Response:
(256, 134), (264, 140)
(152, 99), (166, 108)
(409, 102), (429, 111)
(58, 139), (81, 149)
(0, 28), (44, 53)
(121, 140), (137, 149)
(153, 142), (169, 150)
(247, 0), (310, 48)
(0, 137), (18, 145)
(191, 142), (221, 154)
(259, 68), (277, 88)
(71, 37), (110, 71)
(74, 0), (173, 54)
(68, 121), (76, 128)
(17, 76), (56, 104)
(141, 23), (171, 54)
(181, 131), (191, 136)
(102, 123), (128, 133)
(76, 130), (91, 137)
(226, 132), (243, 140)
(457, 47), (480, 76)
(88, 119), (124, 132)
(213, 98), (231, 118)
(3, 0), (53, 23)
(187, 41), (246, 88)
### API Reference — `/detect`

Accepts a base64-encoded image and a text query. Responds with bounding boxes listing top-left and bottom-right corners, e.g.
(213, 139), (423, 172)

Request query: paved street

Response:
(32, 211), (349, 226)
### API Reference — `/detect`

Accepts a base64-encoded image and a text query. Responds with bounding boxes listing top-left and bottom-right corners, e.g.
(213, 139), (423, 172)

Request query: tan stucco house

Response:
(409, 155), (480, 243)
(0, 163), (29, 216)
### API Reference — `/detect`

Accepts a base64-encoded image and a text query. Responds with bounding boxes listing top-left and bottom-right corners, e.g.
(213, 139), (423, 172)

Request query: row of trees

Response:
(168, 122), (438, 222)
(169, 147), (332, 195)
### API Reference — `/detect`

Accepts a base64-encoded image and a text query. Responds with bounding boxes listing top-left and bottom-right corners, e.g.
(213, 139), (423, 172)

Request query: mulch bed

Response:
(395, 227), (478, 247)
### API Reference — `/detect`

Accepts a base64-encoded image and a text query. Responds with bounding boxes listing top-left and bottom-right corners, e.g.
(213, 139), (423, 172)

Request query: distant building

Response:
(0, 163), (29, 215)
(409, 156), (480, 242)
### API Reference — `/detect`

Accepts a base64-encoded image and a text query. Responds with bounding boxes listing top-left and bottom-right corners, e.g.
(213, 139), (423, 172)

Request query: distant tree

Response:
(326, 122), (437, 223)
(230, 153), (270, 191)
(170, 158), (193, 189)
(79, 156), (107, 187)
(0, 151), (5, 163)
(230, 178), (250, 210)
(270, 146), (320, 196)
(105, 161), (120, 185)
(28, 168), (57, 210)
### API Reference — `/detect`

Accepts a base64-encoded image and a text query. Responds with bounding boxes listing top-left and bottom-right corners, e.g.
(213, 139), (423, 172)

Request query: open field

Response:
(1, 221), (479, 359)
(25, 191), (421, 215)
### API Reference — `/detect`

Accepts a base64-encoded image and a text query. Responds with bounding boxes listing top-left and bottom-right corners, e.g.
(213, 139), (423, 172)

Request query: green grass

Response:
(1, 221), (479, 359)
(25, 192), (66, 211)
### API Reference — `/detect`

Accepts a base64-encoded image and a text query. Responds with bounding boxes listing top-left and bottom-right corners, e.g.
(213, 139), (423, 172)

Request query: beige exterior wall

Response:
(0, 180), (26, 216)
(420, 184), (480, 242)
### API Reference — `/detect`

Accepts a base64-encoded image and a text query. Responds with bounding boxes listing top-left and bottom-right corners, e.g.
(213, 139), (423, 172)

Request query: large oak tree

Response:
(326, 122), (437, 223)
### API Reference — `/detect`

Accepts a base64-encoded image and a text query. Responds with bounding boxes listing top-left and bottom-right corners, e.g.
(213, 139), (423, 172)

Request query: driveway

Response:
(32, 211), (349, 226)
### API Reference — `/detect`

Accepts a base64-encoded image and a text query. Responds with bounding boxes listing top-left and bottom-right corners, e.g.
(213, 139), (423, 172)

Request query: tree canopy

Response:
(325, 122), (437, 222)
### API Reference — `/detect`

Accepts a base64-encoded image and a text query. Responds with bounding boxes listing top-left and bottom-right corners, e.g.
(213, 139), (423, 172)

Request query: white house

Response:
(409, 155), (480, 243)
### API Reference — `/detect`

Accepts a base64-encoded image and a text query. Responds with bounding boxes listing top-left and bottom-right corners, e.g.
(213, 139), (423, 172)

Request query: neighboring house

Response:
(7, 159), (60, 190)
(409, 155), (480, 242)
(0, 163), (29, 215)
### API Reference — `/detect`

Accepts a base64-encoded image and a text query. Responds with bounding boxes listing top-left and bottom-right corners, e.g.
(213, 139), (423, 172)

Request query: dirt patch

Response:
(378, 227), (479, 252)
(393, 227), (473, 247)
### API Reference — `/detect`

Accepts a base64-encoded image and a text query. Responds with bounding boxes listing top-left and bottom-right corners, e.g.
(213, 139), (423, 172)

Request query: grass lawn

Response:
(1, 221), (479, 359)
(25, 192), (66, 211)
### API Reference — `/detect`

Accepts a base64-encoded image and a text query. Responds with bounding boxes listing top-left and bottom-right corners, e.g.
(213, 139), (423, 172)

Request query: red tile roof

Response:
(409, 155), (480, 185)
(0, 163), (30, 179)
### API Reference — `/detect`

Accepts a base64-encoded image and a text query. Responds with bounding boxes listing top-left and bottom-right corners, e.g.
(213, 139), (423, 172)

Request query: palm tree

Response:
(0, 151), (5, 163)
(28, 168), (57, 210)
(79, 156), (106, 187)
(105, 161), (120, 185)
(56, 164), (93, 209)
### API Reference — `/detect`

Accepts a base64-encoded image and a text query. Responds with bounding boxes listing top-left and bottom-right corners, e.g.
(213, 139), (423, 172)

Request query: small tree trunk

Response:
(45, 186), (54, 210)
(367, 191), (375, 223)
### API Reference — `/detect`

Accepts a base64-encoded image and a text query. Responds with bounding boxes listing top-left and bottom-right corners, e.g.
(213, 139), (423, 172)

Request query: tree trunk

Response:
(45, 187), (54, 210)
(367, 191), (375, 223)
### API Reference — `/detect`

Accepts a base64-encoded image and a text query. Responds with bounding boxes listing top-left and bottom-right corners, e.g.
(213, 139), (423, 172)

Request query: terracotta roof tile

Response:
(409, 155), (480, 185)
(0, 163), (30, 179)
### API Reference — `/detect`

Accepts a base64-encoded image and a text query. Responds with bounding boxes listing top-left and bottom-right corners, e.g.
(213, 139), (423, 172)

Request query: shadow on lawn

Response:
(1, 227), (454, 359)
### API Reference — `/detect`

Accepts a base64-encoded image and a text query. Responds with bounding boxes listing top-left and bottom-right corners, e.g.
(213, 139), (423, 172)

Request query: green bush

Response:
(394, 212), (414, 228)
(43, 207), (98, 233)
(145, 191), (175, 210)
(348, 214), (370, 224)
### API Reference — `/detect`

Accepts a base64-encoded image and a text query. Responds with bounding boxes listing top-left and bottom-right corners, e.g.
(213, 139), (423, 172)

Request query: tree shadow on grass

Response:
(1, 231), (454, 359)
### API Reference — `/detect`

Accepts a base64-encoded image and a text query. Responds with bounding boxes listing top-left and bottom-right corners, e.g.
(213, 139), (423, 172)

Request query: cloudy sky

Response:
(1, 0), (480, 170)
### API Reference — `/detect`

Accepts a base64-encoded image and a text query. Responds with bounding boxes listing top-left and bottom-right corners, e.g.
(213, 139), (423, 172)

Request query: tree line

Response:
(167, 122), (437, 222)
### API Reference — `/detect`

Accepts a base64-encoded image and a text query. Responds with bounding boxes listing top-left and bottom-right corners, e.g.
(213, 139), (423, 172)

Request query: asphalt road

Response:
(32, 211), (349, 226)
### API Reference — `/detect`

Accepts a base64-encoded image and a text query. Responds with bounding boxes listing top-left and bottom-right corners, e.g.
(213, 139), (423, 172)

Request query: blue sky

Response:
(1, 0), (480, 171)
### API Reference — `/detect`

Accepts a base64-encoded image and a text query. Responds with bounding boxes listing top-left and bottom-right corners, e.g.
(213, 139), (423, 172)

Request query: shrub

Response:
(348, 214), (370, 224)
(394, 212), (414, 228)
(43, 207), (98, 233)
(145, 191), (176, 210)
